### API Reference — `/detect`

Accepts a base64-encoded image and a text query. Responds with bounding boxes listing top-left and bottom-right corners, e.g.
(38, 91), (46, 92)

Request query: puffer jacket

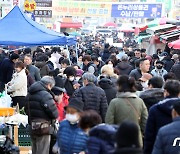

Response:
(105, 92), (148, 147)
(129, 68), (142, 81)
(7, 69), (27, 97)
(35, 61), (50, 77)
(75, 83), (108, 122)
(144, 97), (180, 154)
(25, 81), (58, 123)
(57, 120), (88, 154)
(152, 117), (180, 154)
(98, 78), (117, 104)
(170, 62), (180, 80)
(116, 61), (133, 75)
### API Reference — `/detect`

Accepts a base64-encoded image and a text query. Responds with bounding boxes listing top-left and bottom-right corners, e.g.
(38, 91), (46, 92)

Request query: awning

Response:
(60, 22), (82, 28)
(168, 39), (180, 49)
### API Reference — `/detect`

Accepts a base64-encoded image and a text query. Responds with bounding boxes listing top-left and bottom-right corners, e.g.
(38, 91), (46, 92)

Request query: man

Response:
(91, 55), (105, 76)
(0, 53), (19, 92)
(75, 73), (108, 121)
(152, 100), (180, 154)
(25, 76), (58, 154)
(139, 76), (164, 111)
(24, 54), (41, 81)
(130, 49), (141, 68)
(101, 43), (110, 62)
(129, 58), (150, 81)
(170, 55), (180, 80)
(151, 60), (167, 77)
(144, 80), (180, 154)
(82, 55), (97, 75)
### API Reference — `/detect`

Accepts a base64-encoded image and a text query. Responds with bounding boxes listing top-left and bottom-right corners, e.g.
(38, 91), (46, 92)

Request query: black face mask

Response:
(156, 65), (163, 69)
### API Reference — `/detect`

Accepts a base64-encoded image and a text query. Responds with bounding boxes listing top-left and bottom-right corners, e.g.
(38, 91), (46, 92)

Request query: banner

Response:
(111, 3), (162, 18)
(35, 0), (52, 7)
(34, 10), (52, 18)
(52, 1), (111, 17)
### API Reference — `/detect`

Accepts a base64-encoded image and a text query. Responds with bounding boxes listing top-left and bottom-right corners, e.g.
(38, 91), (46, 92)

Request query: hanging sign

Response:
(24, 0), (36, 12)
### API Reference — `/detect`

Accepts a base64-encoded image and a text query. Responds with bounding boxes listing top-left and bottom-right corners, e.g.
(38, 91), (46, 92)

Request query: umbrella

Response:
(69, 32), (81, 37)
(168, 39), (180, 49)
(104, 22), (117, 27)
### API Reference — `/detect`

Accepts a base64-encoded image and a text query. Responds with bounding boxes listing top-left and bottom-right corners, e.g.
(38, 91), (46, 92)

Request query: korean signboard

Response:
(35, 0), (52, 7)
(52, 0), (111, 17)
(34, 9), (52, 18)
(24, 0), (36, 12)
(111, 3), (162, 18)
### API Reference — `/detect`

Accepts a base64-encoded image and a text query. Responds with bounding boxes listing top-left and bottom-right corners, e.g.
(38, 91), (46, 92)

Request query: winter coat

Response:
(139, 88), (164, 111)
(114, 148), (143, 154)
(7, 69), (27, 97)
(88, 124), (118, 154)
(26, 64), (41, 81)
(98, 78), (117, 104)
(102, 49), (111, 62)
(152, 117), (180, 154)
(97, 61), (105, 75)
(57, 120), (88, 154)
(129, 68), (142, 81)
(151, 68), (167, 77)
(25, 81), (58, 124)
(170, 62), (180, 80)
(162, 57), (174, 72)
(0, 58), (15, 83)
(105, 92), (148, 147)
(83, 62), (97, 75)
(144, 97), (180, 154)
(64, 79), (75, 97)
(35, 61), (50, 77)
(75, 83), (108, 122)
(116, 62), (133, 75)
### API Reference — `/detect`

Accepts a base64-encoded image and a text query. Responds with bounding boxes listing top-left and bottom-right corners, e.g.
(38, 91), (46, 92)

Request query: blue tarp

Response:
(0, 6), (75, 46)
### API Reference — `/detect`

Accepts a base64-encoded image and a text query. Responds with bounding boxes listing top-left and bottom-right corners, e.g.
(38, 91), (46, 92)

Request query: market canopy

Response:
(0, 6), (75, 46)
(168, 39), (180, 49)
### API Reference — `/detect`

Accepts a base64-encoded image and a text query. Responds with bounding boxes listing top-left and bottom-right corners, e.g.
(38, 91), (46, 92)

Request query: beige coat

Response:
(7, 69), (27, 97)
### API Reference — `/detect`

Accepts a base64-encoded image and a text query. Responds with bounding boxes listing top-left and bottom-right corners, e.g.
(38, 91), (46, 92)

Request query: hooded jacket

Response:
(144, 97), (180, 154)
(116, 61), (133, 75)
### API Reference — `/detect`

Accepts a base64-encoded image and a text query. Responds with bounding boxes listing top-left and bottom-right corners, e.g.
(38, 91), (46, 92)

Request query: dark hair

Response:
(164, 80), (180, 97)
(163, 72), (177, 81)
(116, 121), (140, 148)
(61, 59), (70, 65)
(37, 54), (48, 62)
(82, 55), (92, 62)
(91, 55), (99, 62)
(24, 54), (32, 59)
(139, 58), (148, 65)
(141, 48), (146, 53)
(24, 48), (31, 54)
(10, 53), (19, 61)
(15, 61), (25, 69)
(117, 75), (136, 92)
(79, 110), (102, 130)
(173, 100), (180, 115)
(148, 77), (164, 88)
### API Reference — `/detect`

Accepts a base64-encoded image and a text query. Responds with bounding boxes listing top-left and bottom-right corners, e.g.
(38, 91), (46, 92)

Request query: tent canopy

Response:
(0, 6), (75, 46)
(168, 39), (180, 49)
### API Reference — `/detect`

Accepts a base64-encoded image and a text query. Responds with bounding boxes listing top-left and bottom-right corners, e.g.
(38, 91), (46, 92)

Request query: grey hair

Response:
(82, 73), (96, 83)
(41, 76), (55, 87)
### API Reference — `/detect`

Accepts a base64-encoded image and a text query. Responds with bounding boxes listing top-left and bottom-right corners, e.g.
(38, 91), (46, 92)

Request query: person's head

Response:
(65, 97), (84, 124)
(24, 54), (32, 66)
(163, 72), (177, 82)
(116, 121), (140, 148)
(72, 64), (80, 70)
(91, 55), (99, 66)
(82, 55), (92, 66)
(134, 49), (141, 59)
(40, 76), (55, 90)
(155, 60), (164, 70)
(164, 80), (180, 97)
(15, 61), (25, 73)
(10, 53), (19, 63)
(78, 55), (83, 62)
(139, 58), (150, 73)
(141, 49), (147, 58)
(148, 76), (164, 89)
(172, 100), (180, 119)
(117, 75), (136, 92)
(51, 86), (64, 103)
(120, 54), (129, 62)
(157, 48), (162, 55)
(64, 67), (77, 82)
(101, 65), (115, 77)
(106, 59), (114, 67)
(61, 59), (70, 69)
(79, 110), (102, 132)
(82, 72), (96, 86)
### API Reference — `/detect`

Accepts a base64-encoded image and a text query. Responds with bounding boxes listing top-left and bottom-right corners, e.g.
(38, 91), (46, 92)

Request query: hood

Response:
(117, 92), (138, 98)
(35, 61), (46, 68)
(157, 98), (180, 116)
(29, 81), (48, 94)
(117, 62), (130, 70)
(140, 88), (164, 99)
(98, 78), (113, 89)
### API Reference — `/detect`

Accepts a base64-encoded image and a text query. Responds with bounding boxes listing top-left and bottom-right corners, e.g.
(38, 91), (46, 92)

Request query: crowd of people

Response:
(0, 34), (180, 154)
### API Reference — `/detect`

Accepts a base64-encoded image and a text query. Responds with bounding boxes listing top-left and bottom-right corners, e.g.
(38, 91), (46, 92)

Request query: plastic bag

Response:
(0, 92), (12, 108)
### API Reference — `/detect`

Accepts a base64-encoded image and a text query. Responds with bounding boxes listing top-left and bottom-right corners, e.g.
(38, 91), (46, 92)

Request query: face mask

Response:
(65, 114), (79, 124)
(69, 76), (75, 82)
(141, 81), (148, 90)
(156, 65), (163, 69)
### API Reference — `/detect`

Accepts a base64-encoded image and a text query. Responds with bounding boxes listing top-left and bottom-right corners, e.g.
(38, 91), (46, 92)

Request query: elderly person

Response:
(105, 75), (148, 147)
(25, 76), (58, 154)
(7, 61), (27, 109)
(75, 73), (108, 122)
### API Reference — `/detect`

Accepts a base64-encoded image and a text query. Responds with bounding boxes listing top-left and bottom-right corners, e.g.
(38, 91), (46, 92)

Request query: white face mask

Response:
(65, 114), (79, 124)
(69, 76), (75, 82)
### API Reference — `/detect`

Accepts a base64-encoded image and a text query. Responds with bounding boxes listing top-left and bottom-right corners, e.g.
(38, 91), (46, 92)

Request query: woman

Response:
(105, 75), (148, 147)
(7, 61), (27, 109)
(57, 97), (88, 154)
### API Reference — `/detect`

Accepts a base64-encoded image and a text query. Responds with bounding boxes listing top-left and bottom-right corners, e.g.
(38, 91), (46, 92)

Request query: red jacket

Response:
(55, 93), (69, 121)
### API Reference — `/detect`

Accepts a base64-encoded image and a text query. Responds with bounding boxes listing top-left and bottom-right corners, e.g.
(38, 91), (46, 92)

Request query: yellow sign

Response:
(52, 0), (112, 17)
(24, 0), (36, 12)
